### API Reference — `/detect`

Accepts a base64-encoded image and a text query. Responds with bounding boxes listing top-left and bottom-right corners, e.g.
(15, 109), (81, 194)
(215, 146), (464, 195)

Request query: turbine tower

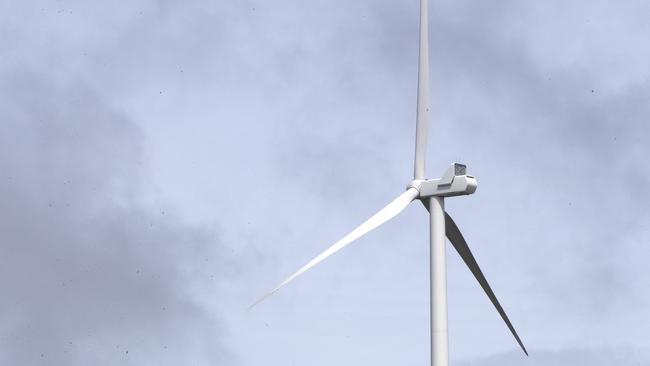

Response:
(252, 1), (528, 364)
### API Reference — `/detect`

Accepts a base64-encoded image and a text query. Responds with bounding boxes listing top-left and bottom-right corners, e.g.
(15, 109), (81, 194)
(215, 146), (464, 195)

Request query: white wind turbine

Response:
(251, 1), (528, 365)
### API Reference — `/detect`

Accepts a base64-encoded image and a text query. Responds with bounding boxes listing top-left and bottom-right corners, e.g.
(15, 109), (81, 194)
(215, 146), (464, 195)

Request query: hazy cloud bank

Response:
(460, 347), (649, 366)
(0, 73), (227, 365)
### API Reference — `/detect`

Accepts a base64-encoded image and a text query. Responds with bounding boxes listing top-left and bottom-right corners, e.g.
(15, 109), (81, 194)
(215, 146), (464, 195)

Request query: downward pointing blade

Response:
(250, 188), (420, 308)
(445, 212), (529, 356)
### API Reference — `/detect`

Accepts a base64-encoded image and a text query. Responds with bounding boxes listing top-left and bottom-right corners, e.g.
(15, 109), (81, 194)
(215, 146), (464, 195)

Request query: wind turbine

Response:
(251, 0), (528, 364)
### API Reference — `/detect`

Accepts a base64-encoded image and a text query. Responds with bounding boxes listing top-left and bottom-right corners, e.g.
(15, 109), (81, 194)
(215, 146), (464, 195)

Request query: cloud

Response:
(3, 0), (649, 364)
(0, 72), (228, 365)
(459, 347), (648, 366)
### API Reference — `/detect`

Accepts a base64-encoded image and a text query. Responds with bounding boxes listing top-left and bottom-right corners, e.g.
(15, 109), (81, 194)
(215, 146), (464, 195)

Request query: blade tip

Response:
(247, 294), (269, 311)
(519, 343), (529, 356)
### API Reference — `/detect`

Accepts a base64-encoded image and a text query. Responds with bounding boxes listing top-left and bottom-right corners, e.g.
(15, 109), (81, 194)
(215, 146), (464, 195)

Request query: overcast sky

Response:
(1, 0), (649, 365)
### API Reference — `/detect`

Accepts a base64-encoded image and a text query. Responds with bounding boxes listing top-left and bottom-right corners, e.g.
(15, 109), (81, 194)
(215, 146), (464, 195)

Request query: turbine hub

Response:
(406, 179), (426, 193)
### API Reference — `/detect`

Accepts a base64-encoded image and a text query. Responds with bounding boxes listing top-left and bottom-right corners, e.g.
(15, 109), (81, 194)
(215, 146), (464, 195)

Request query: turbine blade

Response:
(413, 0), (430, 179)
(445, 212), (529, 356)
(250, 188), (420, 309)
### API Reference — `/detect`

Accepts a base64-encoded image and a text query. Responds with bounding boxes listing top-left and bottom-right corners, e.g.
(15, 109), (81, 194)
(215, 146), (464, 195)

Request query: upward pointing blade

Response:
(413, 0), (430, 180)
(445, 212), (529, 356)
(250, 188), (420, 308)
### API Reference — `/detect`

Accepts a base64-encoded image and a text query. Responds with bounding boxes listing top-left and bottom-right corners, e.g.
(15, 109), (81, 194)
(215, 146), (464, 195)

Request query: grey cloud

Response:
(0, 73), (227, 365)
(2, 0), (650, 364)
(459, 347), (649, 366)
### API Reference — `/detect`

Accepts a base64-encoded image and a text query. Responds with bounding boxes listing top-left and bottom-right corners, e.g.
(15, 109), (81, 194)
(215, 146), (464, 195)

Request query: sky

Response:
(1, 0), (649, 365)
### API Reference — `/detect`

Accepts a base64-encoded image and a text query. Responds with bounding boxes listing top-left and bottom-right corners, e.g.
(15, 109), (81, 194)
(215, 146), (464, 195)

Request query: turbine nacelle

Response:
(409, 163), (478, 199)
